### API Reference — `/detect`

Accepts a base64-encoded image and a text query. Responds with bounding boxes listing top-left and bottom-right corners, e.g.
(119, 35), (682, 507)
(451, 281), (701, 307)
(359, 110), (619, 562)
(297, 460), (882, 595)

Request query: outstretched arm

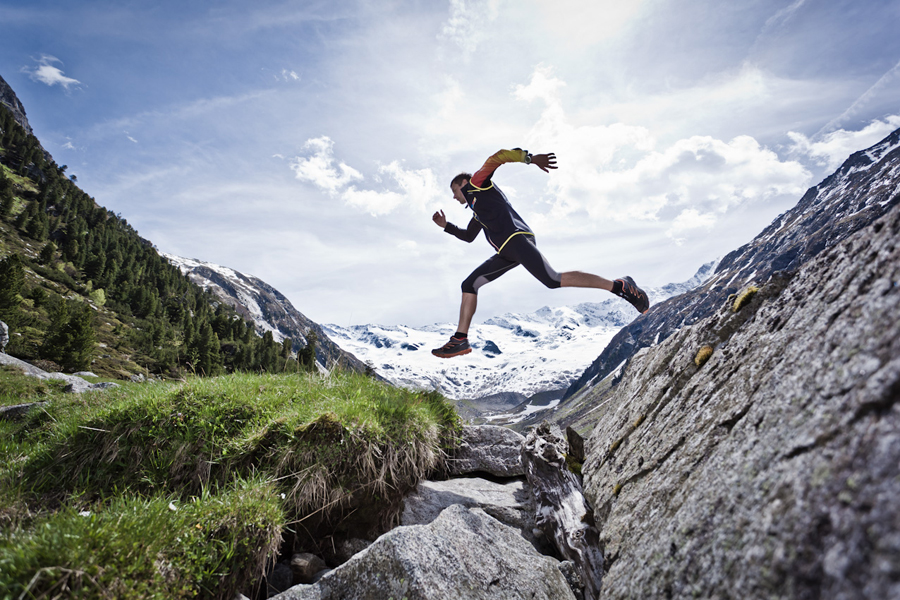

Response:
(470, 148), (557, 187)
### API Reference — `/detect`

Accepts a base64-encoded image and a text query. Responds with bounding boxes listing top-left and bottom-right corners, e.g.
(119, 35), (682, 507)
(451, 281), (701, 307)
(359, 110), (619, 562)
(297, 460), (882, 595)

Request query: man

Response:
(431, 148), (649, 358)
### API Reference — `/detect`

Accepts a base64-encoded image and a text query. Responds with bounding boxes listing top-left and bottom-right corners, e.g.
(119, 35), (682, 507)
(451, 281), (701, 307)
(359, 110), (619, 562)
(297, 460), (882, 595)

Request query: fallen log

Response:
(522, 421), (604, 600)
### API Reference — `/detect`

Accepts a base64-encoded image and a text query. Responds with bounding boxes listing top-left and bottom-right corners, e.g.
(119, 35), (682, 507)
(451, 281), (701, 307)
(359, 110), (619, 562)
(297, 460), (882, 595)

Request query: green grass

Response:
(0, 370), (461, 599)
(0, 365), (69, 407)
(0, 478), (283, 600)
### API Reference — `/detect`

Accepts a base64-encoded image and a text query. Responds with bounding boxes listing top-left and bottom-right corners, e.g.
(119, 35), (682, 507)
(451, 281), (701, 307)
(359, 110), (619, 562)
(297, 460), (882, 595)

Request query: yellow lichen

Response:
(632, 414), (645, 429)
(609, 438), (622, 454)
(732, 285), (760, 312)
(613, 482), (623, 496)
(694, 345), (714, 367)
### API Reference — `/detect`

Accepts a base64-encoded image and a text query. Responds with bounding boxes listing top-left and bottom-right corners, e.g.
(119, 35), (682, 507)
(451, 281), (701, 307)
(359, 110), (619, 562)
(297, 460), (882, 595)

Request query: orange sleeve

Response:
(470, 148), (529, 188)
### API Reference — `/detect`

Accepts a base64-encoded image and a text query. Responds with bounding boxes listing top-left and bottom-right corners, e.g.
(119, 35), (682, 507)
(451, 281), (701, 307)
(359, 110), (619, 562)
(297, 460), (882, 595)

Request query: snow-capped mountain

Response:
(161, 253), (366, 373)
(323, 261), (717, 401)
(554, 126), (900, 433)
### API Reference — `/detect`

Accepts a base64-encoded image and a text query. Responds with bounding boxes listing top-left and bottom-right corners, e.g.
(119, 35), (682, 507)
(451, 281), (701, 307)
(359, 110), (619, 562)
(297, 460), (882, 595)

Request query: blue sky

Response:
(2, 0), (899, 328)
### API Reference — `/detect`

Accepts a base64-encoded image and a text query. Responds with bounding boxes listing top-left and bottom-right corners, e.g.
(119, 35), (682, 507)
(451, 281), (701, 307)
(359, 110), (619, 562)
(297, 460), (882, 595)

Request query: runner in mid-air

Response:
(431, 148), (649, 358)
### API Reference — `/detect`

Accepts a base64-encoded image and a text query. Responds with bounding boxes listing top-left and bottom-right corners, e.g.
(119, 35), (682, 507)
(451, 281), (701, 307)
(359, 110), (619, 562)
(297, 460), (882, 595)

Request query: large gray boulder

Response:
(0, 353), (118, 394)
(272, 504), (576, 600)
(401, 476), (545, 551)
(0, 320), (8, 353)
(581, 203), (900, 598)
(448, 425), (525, 477)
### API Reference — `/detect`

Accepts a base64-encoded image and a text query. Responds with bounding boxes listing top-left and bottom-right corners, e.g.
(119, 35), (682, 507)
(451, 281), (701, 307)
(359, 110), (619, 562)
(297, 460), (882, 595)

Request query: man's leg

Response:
(560, 271), (613, 292)
(433, 254), (518, 358)
(510, 235), (649, 313)
(457, 292), (478, 335)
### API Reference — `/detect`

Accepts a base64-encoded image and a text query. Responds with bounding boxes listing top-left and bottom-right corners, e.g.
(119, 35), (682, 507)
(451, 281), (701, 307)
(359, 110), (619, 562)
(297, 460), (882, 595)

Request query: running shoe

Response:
(614, 276), (650, 314)
(431, 336), (472, 358)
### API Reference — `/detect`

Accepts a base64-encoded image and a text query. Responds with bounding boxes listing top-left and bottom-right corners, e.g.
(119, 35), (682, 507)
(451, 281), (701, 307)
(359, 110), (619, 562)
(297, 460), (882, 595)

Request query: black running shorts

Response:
(461, 234), (562, 294)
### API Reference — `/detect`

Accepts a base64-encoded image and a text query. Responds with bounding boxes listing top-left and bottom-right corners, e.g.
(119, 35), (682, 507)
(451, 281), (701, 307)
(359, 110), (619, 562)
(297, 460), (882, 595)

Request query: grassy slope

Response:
(0, 369), (460, 599)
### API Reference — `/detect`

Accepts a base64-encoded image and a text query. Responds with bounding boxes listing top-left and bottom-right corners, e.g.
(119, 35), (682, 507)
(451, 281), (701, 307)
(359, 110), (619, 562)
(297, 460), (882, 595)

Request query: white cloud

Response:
(666, 208), (717, 245)
(788, 115), (900, 171)
(290, 137), (443, 217)
(24, 55), (81, 89)
(290, 136), (363, 193)
(516, 65), (811, 241)
(439, 0), (500, 58)
(534, 0), (649, 48)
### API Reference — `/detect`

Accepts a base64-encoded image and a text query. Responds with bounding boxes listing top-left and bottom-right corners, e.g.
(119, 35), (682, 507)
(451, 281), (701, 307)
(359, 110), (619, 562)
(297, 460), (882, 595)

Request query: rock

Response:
(522, 423), (603, 600)
(580, 203), (900, 599)
(290, 553), (327, 585)
(0, 402), (49, 421)
(558, 561), (585, 600)
(448, 425), (525, 477)
(400, 476), (546, 551)
(130, 373), (145, 383)
(266, 561), (294, 597)
(0, 320), (8, 353)
(330, 538), (371, 564)
(0, 352), (119, 394)
(566, 426), (585, 464)
(271, 505), (576, 600)
(72, 371), (97, 378)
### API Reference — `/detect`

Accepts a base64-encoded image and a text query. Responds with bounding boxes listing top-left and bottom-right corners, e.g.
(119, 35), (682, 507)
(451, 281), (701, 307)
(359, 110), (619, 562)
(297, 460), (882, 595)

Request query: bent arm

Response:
(470, 148), (530, 188)
(445, 217), (482, 243)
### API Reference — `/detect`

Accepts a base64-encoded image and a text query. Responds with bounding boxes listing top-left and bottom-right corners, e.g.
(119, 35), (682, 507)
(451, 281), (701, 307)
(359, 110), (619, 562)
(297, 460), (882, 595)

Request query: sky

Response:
(2, 0), (899, 329)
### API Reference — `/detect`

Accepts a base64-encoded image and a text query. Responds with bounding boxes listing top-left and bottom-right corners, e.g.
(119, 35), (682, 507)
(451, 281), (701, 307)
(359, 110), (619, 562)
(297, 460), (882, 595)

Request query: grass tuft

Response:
(694, 345), (714, 367)
(732, 285), (760, 312)
(0, 478), (283, 600)
(0, 370), (461, 597)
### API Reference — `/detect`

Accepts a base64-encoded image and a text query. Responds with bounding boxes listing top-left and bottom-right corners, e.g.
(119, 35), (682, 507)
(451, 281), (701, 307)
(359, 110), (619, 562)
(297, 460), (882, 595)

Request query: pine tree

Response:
(0, 254), (26, 325)
(298, 330), (318, 372)
(39, 242), (56, 265)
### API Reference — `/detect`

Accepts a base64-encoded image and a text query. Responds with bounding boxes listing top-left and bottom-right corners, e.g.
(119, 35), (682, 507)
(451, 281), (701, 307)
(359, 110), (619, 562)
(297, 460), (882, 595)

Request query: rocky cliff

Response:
(580, 200), (900, 598)
(0, 73), (35, 136)
(560, 128), (900, 433)
(162, 253), (366, 373)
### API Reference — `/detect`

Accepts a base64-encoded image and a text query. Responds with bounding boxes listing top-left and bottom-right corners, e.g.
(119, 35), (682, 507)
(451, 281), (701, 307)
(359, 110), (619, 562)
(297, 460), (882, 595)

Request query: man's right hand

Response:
(432, 210), (447, 228)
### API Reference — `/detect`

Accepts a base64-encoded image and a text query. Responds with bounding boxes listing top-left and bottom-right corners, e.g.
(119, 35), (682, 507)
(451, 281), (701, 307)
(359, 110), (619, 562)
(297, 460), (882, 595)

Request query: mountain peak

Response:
(0, 73), (35, 136)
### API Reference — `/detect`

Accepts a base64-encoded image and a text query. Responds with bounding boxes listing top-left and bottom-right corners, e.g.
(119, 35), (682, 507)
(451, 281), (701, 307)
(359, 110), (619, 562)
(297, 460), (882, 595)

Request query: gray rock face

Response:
(448, 425), (525, 477)
(272, 504), (576, 600)
(563, 127), (900, 419)
(0, 320), (8, 353)
(290, 553), (328, 585)
(0, 74), (35, 136)
(581, 203), (900, 599)
(401, 476), (543, 550)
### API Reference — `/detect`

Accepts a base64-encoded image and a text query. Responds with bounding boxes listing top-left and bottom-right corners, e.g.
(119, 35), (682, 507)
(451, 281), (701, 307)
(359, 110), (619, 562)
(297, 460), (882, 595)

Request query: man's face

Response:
(451, 181), (468, 205)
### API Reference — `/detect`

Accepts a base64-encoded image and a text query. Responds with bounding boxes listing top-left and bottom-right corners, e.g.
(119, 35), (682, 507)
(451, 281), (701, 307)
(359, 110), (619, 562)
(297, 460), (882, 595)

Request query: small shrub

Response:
(694, 345), (714, 367)
(732, 285), (760, 312)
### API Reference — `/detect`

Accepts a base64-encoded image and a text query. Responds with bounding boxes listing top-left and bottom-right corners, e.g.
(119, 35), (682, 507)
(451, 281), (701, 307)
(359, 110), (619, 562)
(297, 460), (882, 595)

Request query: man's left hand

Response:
(532, 153), (557, 173)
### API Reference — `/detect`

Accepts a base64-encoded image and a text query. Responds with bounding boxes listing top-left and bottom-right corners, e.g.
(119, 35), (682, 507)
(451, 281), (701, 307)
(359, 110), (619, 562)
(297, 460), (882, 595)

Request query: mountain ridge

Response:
(555, 126), (900, 432)
(162, 253), (366, 373)
(322, 260), (718, 403)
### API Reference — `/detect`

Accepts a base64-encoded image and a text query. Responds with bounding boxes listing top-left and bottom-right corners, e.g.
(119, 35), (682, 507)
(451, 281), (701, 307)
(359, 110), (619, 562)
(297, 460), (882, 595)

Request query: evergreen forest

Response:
(0, 103), (316, 378)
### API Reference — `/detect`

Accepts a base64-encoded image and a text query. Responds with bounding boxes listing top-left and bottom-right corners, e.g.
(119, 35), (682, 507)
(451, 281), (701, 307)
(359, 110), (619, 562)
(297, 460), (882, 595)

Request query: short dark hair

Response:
(450, 172), (471, 188)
